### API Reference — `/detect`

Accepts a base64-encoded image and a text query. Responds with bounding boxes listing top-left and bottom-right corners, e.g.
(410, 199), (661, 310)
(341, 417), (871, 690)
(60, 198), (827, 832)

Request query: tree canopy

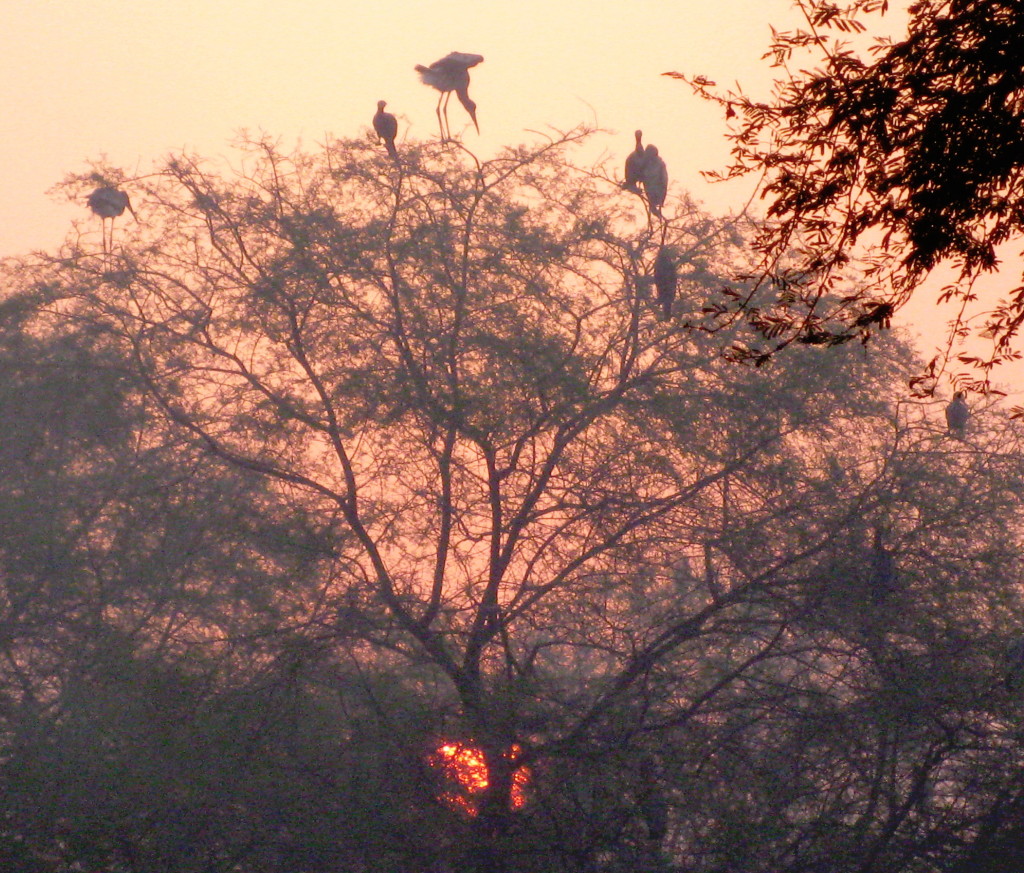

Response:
(3, 129), (1024, 872)
(669, 0), (1024, 390)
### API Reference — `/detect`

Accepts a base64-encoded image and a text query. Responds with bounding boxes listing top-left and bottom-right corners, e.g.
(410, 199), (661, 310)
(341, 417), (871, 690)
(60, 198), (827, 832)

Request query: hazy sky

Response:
(4, 0), (800, 255)
(5, 1), (1014, 394)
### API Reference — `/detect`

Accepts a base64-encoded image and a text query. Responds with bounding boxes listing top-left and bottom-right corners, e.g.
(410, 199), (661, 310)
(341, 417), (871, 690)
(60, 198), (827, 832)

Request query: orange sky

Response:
(3, 1), (1017, 395)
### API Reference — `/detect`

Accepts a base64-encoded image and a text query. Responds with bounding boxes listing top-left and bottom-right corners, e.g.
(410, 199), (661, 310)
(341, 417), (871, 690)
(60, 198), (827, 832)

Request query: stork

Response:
(638, 756), (668, 843)
(869, 526), (897, 604)
(653, 246), (676, 321)
(1006, 637), (1024, 691)
(415, 52), (483, 141)
(623, 130), (646, 192)
(372, 100), (399, 159)
(87, 186), (136, 255)
(641, 144), (668, 216)
(945, 391), (969, 437)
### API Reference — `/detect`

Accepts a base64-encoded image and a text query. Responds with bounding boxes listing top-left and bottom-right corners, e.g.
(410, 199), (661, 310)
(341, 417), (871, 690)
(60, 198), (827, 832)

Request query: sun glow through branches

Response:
(431, 741), (530, 816)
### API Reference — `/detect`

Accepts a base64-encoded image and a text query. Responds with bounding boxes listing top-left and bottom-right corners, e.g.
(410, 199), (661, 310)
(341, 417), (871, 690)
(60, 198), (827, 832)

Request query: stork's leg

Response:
(441, 91), (453, 142)
(435, 93), (445, 142)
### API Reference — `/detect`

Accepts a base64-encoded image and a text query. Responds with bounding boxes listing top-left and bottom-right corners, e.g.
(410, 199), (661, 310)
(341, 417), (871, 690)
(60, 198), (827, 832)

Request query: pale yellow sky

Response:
(3, 0), (797, 255)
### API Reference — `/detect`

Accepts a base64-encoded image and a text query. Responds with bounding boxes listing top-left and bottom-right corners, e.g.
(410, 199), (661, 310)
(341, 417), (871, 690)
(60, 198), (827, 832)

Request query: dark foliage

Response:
(5, 131), (1024, 872)
(669, 0), (1024, 385)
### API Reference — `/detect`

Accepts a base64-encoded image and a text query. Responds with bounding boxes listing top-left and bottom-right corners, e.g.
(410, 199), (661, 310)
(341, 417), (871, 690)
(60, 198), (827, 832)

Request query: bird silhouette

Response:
(653, 246), (676, 321)
(640, 793), (668, 842)
(945, 391), (969, 436)
(1006, 637), (1024, 691)
(87, 186), (136, 255)
(641, 144), (668, 216)
(638, 756), (668, 842)
(373, 100), (399, 159)
(869, 526), (897, 604)
(623, 130), (646, 192)
(415, 51), (483, 141)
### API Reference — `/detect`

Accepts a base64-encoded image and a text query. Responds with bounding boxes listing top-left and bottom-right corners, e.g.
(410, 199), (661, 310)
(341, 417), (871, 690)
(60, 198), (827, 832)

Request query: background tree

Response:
(669, 0), (1024, 389)
(4, 128), (1024, 872)
(0, 283), (465, 872)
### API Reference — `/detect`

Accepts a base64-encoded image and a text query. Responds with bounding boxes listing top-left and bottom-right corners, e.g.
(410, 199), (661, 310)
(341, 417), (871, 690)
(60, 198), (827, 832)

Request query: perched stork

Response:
(638, 756), (668, 843)
(640, 793), (668, 842)
(372, 100), (399, 159)
(869, 526), (897, 604)
(642, 144), (668, 216)
(623, 130), (646, 192)
(87, 186), (136, 255)
(1006, 637), (1024, 691)
(945, 391), (970, 437)
(653, 246), (677, 321)
(415, 52), (484, 141)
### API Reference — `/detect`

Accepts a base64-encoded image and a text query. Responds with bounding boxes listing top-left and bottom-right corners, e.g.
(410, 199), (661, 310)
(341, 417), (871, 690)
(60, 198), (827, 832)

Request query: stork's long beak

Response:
(456, 90), (479, 135)
(125, 197), (138, 221)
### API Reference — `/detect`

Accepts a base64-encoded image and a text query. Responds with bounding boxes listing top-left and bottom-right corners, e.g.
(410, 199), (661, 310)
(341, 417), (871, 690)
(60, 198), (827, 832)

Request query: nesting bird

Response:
(415, 51), (484, 141)
(653, 247), (677, 321)
(642, 145), (669, 216)
(87, 186), (136, 254)
(372, 100), (399, 159)
(945, 391), (970, 436)
(623, 130), (646, 192)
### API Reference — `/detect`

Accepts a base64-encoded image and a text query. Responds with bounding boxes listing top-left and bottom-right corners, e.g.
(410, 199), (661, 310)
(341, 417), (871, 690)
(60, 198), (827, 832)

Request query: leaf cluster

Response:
(670, 0), (1024, 383)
